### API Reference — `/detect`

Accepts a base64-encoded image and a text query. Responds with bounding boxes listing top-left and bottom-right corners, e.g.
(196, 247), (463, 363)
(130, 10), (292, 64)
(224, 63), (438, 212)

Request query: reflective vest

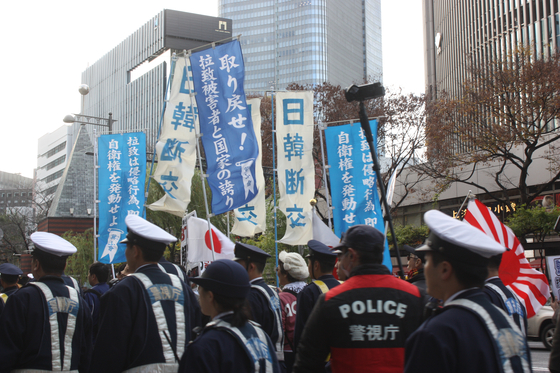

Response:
(251, 283), (284, 361)
(448, 298), (531, 373)
(209, 318), (277, 373)
(29, 282), (80, 372)
(484, 282), (526, 336)
(126, 272), (186, 372)
(158, 263), (185, 281)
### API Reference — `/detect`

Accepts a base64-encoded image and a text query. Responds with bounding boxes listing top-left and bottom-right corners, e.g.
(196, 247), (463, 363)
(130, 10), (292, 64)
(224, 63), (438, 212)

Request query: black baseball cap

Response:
(190, 260), (251, 298)
(333, 225), (385, 253)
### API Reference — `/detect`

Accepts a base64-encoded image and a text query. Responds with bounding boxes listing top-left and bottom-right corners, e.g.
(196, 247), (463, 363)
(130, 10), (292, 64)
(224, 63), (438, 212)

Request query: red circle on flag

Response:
(499, 248), (521, 286)
(205, 229), (222, 254)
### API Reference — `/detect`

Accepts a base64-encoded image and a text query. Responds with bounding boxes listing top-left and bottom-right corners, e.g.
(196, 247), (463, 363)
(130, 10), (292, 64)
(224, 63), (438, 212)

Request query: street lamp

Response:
(63, 112), (115, 134)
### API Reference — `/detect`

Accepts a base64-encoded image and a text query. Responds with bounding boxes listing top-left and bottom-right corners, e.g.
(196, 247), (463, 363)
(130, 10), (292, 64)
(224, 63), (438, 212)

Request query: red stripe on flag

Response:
(465, 199), (550, 317)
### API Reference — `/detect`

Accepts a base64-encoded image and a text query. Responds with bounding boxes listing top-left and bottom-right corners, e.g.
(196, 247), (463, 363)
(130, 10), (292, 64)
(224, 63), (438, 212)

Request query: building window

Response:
(45, 155), (66, 171)
(45, 142), (67, 159)
(42, 169), (64, 184)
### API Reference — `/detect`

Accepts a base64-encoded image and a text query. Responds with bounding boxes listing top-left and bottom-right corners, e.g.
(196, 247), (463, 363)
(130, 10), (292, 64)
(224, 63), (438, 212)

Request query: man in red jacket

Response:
(293, 225), (424, 373)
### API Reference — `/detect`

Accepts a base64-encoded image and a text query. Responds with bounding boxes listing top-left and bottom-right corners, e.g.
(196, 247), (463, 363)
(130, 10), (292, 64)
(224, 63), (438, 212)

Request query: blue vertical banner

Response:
(325, 122), (392, 271)
(98, 132), (146, 264)
(190, 40), (259, 215)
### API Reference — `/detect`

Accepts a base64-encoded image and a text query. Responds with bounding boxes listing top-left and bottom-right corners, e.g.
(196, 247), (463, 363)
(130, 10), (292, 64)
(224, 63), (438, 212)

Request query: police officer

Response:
(0, 232), (93, 372)
(159, 255), (188, 282)
(484, 254), (527, 335)
(405, 210), (531, 373)
(234, 242), (284, 365)
(179, 259), (280, 373)
(294, 226), (424, 373)
(404, 245), (426, 293)
(0, 262), (22, 312)
(293, 240), (341, 351)
(92, 215), (201, 372)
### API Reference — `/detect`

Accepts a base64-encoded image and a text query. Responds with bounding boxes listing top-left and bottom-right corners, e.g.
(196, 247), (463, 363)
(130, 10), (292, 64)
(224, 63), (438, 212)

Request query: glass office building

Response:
(219, 0), (383, 91)
(79, 10), (233, 151)
(423, 0), (560, 100)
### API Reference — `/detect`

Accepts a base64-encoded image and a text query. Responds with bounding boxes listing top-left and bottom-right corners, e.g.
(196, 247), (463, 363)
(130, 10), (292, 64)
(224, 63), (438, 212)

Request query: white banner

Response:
(276, 91), (314, 244)
(148, 55), (198, 217)
(187, 216), (235, 262)
(312, 210), (340, 247)
(232, 98), (266, 236)
(547, 255), (560, 300)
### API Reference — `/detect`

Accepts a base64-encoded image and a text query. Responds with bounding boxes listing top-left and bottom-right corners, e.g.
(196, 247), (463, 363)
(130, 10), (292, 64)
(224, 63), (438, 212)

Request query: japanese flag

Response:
(186, 217), (235, 262)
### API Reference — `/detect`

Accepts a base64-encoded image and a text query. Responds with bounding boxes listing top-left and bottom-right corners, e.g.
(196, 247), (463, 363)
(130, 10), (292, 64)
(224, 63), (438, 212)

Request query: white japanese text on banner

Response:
(148, 56), (198, 217)
(232, 98), (266, 236)
(98, 133), (146, 264)
(324, 122), (392, 271)
(190, 40), (259, 215)
(276, 91), (314, 245)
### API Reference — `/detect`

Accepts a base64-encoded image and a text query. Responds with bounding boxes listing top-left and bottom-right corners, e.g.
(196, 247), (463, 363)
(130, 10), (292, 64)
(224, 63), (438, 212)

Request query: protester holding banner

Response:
(0, 232), (93, 372)
(92, 215), (201, 372)
(234, 242), (285, 367)
(179, 259), (280, 373)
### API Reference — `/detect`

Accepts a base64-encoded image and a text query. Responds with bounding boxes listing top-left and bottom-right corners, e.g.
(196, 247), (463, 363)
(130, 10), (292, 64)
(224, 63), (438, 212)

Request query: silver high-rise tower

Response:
(219, 0), (383, 90)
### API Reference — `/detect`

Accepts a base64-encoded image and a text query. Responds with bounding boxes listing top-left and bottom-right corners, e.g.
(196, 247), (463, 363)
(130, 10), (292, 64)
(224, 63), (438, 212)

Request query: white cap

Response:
(279, 251), (309, 281)
(120, 215), (177, 246)
(417, 210), (506, 259)
(31, 232), (78, 257)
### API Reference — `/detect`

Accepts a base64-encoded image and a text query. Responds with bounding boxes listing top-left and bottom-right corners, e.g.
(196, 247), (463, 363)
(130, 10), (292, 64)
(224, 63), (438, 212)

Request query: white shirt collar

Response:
(250, 277), (263, 284)
(485, 276), (500, 282)
(214, 311), (234, 320)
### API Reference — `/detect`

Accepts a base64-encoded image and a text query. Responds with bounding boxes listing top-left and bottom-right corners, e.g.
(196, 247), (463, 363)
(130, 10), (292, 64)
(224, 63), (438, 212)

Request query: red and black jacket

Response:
(293, 264), (424, 373)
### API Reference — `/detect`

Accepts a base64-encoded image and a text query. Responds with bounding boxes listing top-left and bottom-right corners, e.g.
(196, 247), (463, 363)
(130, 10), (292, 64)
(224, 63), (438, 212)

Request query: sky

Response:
(0, 0), (424, 179)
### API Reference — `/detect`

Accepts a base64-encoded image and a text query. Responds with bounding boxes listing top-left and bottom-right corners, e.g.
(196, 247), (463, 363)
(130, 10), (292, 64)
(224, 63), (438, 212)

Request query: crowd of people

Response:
(0, 209), (546, 373)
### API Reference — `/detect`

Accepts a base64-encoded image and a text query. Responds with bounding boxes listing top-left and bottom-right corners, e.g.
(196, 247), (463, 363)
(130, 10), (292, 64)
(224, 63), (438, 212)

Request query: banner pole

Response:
(144, 53), (177, 216)
(455, 190), (473, 220)
(271, 91), (278, 287)
(93, 128), (98, 262)
(358, 101), (405, 279)
(318, 118), (333, 229)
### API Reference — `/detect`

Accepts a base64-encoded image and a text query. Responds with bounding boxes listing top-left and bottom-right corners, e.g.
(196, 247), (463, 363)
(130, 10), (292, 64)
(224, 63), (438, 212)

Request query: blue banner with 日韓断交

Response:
(98, 133), (146, 264)
(189, 40), (259, 215)
(325, 121), (392, 271)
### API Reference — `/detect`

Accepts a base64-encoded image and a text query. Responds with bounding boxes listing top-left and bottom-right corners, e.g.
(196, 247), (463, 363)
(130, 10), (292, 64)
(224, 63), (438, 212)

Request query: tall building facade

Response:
(0, 171), (33, 215)
(36, 125), (74, 201)
(423, 0), (560, 99)
(219, 0), (383, 91)
(80, 9), (232, 151)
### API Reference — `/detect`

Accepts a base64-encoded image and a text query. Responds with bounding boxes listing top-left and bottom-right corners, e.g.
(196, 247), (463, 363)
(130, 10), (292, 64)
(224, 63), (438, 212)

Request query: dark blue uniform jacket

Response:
(248, 278), (282, 348)
(179, 313), (280, 373)
(405, 288), (532, 373)
(484, 277), (528, 335)
(0, 276), (93, 373)
(91, 264), (201, 372)
(293, 274), (340, 350)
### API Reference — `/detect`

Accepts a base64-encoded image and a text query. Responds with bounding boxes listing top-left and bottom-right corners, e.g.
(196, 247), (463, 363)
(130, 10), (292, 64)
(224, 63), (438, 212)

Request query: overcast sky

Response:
(0, 0), (424, 179)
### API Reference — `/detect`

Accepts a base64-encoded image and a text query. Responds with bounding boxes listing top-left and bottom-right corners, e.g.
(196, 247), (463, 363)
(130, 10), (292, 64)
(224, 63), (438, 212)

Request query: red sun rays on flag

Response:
(464, 198), (550, 318)
(204, 229), (222, 254)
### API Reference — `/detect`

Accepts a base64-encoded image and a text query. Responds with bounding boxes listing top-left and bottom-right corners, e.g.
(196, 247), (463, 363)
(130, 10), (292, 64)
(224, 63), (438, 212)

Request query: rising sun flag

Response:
(464, 198), (550, 318)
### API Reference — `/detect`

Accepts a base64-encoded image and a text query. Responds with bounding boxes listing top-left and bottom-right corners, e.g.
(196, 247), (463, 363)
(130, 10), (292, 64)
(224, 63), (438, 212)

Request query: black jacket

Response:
(293, 264), (424, 373)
